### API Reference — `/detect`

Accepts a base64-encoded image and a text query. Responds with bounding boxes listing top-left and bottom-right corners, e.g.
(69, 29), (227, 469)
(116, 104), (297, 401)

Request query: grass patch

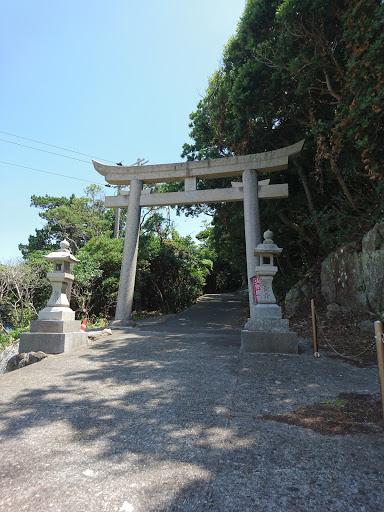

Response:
(0, 327), (30, 354)
(262, 393), (384, 435)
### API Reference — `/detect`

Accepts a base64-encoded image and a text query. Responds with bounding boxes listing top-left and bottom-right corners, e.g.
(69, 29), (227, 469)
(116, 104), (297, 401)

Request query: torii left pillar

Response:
(110, 178), (143, 327)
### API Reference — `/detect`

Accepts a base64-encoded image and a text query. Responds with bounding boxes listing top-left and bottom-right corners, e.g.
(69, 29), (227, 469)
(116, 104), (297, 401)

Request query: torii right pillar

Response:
(242, 169), (262, 321)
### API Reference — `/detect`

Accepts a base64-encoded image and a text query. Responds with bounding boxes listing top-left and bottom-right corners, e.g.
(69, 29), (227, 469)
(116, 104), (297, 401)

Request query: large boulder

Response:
(321, 220), (384, 314)
(0, 343), (19, 374)
(285, 278), (316, 316)
(6, 351), (49, 372)
(285, 221), (384, 316)
(321, 247), (367, 312)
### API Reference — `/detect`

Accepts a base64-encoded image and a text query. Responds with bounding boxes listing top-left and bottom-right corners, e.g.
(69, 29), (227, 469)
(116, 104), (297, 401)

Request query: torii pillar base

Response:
(108, 319), (136, 329)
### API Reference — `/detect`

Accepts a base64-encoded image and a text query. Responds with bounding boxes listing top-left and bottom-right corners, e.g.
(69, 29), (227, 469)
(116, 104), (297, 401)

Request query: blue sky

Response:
(1, 0), (245, 261)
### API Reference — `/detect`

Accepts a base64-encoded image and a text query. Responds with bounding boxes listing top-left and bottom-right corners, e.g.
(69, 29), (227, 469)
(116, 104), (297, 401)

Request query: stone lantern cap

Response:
(43, 240), (80, 265)
(254, 230), (282, 257)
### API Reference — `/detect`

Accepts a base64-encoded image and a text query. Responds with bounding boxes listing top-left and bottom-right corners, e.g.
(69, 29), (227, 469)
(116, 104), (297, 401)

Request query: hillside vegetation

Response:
(178, 0), (384, 298)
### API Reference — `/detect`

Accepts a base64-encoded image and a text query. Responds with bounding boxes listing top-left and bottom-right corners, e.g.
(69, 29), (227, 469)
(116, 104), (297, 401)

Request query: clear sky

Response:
(1, 0), (245, 262)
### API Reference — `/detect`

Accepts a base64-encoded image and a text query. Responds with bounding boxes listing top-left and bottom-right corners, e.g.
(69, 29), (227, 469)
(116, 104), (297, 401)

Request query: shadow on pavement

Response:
(0, 294), (383, 511)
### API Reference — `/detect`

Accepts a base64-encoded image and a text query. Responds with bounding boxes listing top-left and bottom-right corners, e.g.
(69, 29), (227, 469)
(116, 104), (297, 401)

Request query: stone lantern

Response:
(40, 240), (79, 318)
(241, 230), (298, 354)
(19, 240), (88, 354)
(253, 230), (283, 317)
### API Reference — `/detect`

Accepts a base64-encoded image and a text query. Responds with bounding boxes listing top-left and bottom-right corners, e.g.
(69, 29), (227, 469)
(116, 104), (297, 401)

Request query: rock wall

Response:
(285, 278), (317, 317)
(285, 221), (384, 315)
(321, 221), (384, 314)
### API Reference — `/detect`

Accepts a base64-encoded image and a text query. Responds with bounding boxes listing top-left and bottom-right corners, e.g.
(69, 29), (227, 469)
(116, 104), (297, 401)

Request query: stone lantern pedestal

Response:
(241, 230), (297, 354)
(19, 241), (88, 354)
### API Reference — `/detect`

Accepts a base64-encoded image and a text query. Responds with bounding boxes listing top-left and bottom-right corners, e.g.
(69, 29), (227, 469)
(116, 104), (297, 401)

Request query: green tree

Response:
(135, 214), (212, 313)
(181, 0), (384, 295)
(0, 258), (49, 330)
(66, 211), (213, 320)
(73, 236), (124, 319)
(20, 185), (115, 257)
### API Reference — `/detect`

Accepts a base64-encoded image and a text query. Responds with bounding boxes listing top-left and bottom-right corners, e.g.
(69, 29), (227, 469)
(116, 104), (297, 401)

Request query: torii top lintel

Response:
(92, 140), (304, 186)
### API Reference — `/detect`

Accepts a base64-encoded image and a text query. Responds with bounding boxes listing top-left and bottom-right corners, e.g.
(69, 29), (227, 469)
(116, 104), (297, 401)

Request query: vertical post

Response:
(112, 179), (143, 326)
(114, 186), (121, 239)
(374, 320), (384, 420)
(311, 299), (318, 354)
(243, 169), (262, 321)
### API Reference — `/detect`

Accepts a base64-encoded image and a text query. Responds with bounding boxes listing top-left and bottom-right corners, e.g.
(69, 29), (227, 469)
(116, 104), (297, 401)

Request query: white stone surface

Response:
(253, 303), (282, 317)
(0, 343), (19, 374)
(105, 183), (288, 208)
(92, 140), (304, 185)
(243, 169), (262, 321)
(19, 332), (88, 354)
(114, 179), (143, 324)
(20, 240), (87, 354)
(38, 307), (75, 321)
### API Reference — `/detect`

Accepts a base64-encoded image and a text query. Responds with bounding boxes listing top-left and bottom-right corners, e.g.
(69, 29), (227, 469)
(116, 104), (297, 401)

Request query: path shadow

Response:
(0, 328), (260, 509)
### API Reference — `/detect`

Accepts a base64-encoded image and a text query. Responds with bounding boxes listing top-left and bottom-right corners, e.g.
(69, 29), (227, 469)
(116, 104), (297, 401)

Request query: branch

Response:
(276, 211), (313, 243)
(335, 173), (356, 209)
(324, 72), (341, 101)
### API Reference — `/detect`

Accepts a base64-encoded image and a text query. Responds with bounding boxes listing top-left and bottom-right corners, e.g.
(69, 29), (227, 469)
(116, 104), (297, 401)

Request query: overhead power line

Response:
(0, 138), (93, 164)
(0, 160), (106, 186)
(0, 129), (116, 164)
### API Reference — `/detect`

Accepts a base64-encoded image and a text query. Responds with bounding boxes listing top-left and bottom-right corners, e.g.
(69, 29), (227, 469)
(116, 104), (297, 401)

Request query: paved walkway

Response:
(0, 294), (383, 512)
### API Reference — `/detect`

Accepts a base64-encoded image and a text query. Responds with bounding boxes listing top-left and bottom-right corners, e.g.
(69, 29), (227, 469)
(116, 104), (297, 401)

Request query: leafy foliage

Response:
(0, 327), (30, 352)
(182, 0), (384, 295)
(0, 258), (49, 331)
(135, 215), (212, 313)
(73, 236), (123, 319)
(19, 185), (115, 257)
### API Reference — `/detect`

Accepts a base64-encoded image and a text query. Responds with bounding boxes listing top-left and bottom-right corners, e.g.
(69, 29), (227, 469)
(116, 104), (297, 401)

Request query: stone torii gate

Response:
(92, 140), (304, 329)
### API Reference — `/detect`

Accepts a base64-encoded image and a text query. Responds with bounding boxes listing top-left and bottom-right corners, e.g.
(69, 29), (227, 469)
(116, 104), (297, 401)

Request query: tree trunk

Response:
(295, 161), (316, 213)
(294, 161), (322, 239)
(276, 211), (313, 243)
(336, 173), (356, 209)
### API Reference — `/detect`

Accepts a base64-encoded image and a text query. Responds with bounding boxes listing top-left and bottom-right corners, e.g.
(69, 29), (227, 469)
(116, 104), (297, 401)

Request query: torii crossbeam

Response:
(92, 140), (304, 327)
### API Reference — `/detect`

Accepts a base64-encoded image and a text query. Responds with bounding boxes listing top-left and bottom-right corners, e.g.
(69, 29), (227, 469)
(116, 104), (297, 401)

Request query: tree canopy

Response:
(19, 185), (115, 258)
(181, 0), (384, 294)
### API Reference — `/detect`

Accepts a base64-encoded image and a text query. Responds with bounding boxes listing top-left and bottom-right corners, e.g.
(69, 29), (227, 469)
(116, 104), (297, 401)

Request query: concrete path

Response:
(0, 294), (383, 512)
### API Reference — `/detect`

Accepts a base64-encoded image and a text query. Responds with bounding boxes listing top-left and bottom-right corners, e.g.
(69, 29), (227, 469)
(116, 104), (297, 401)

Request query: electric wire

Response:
(0, 129), (116, 164)
(0, 138), (93, 164)
(0, 160), (107, 187)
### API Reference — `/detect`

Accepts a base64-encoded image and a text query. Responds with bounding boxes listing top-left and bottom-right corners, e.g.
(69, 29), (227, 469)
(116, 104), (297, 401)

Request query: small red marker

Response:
(81, 318), (87, 331)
